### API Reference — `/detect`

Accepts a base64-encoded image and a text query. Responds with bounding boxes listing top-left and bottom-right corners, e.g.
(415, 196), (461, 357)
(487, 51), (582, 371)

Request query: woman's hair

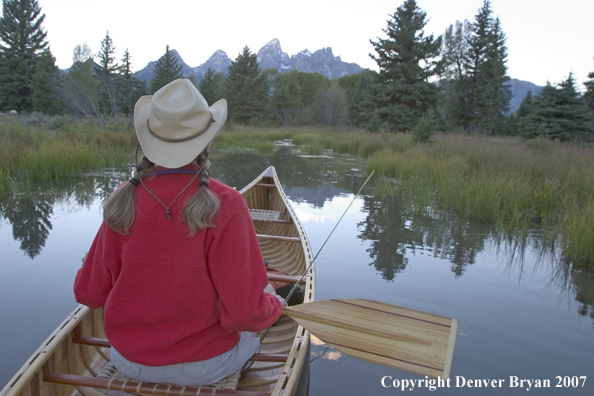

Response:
(103, 150), (221, 236)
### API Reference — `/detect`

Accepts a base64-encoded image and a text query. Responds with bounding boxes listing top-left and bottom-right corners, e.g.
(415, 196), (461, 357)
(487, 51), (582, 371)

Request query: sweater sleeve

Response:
(206, 198), (283, 332)
(73, 222), (119, 309)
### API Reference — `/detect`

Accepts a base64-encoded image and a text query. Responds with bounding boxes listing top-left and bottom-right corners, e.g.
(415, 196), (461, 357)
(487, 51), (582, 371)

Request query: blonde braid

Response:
(104, 157), (155, 234)
(182, 150), (221, 235)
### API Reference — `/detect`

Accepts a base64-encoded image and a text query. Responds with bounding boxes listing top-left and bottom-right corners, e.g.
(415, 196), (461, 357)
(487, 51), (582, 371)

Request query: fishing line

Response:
(284, 170), (375, 302)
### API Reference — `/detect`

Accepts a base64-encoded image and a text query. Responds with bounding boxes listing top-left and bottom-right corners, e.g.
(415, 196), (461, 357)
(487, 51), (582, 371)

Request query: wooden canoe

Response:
(1, 166), (316, 396)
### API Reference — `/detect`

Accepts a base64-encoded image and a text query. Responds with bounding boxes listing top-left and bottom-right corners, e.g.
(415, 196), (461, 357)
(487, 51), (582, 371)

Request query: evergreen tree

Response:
(271, 70), (328, 125)
(439, 20), (472, 130)
(225, 46), (269, 124)
(524, 73), (590, 141)
(462, 0), (511, 133)
(118, 49), (144, 117)
(31, 48), (62, 114)
(336, 69), (379, 127)
(479, 16), (511, 133)
(513, 90), (535, 136)
(367, 0), (442, 132)
(0, 0), (49, 111)
(149, 45), (182, 94)
(199, 67), (224, 105)
(187, 73), (197, 88)
(94, 31), (120, 120)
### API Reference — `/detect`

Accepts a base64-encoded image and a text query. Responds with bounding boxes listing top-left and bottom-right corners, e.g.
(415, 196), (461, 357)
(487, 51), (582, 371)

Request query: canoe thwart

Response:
(256, 234), (301, 243)
(266, 272), (306, 285)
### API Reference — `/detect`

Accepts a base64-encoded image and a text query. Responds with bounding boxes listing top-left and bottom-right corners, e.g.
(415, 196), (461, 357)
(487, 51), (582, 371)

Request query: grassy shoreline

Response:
(220, 125), (594, 264)
(0, 114), (134, 193)
(2, 118), (593, 264)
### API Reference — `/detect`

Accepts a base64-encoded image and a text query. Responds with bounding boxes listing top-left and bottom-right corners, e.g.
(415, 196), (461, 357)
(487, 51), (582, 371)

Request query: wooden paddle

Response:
(282, 299), (457, 379)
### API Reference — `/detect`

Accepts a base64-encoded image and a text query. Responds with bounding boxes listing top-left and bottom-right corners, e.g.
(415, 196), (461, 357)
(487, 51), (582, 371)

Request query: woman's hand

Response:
(264, 284), (288, 307)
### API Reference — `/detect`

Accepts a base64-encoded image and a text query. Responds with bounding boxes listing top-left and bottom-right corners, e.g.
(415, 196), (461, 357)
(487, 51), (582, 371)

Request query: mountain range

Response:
(133, 38), (541, 114)
(134, 38), (362, 85)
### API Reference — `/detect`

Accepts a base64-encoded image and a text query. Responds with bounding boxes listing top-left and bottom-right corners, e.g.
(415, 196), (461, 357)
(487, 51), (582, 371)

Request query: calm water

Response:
(1, 146), (593, 395)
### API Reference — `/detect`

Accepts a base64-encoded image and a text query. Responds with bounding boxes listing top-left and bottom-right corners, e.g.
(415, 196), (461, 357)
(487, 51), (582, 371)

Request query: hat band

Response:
(146, 114), (215, 143)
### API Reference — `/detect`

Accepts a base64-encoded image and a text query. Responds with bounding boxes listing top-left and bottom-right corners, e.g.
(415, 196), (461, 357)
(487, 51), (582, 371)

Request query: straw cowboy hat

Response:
(134, 79), (227, 168)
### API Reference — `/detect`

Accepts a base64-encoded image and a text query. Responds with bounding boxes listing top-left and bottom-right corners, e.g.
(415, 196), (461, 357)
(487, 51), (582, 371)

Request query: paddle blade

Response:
(283, 299), (457, 379)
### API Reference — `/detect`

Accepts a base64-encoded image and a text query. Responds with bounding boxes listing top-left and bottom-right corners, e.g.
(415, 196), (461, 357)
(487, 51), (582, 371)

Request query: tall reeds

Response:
(217, 126), (594, 264)
(2, 119), (592, 264)
(0, 114), (133, 193)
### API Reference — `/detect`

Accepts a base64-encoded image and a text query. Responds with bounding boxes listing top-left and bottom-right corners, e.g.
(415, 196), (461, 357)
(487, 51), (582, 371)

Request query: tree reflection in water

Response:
(1, 149), (592, 326)
(0, 171), (128, 258)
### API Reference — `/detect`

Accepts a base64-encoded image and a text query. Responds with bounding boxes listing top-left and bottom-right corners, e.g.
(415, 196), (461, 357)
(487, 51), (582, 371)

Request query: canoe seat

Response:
(249, 209), (292, 225)
(249, 209), (279, 221)
(43, 358), (273, 396)
(98, 362), (241, 391)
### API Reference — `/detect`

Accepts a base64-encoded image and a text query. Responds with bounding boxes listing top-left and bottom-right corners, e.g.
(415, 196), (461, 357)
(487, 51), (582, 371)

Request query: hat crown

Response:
(148, 80), (211, 139)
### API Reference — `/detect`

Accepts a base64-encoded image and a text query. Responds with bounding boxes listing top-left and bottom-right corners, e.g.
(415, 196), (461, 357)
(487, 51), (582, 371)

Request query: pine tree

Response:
(225, 46), (269, 124)
(367, 0), (442, 132)
(0, 0), (49, 111)
(149, 45), (182, 94)
(479, 16), (511, 133)
(462, 0), (511, 133)
(199, 67), (224, 105)
(524, 74), (590, 141)
(439, 20), (472, 130)
(94, 31), (120, 120)
(513, 90), (535, 136)
(31, 48), (62, 114)
(118, 49), (144, 117)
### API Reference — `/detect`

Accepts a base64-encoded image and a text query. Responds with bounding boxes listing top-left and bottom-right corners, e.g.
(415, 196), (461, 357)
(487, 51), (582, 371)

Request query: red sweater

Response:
(74, 165), (282, 366)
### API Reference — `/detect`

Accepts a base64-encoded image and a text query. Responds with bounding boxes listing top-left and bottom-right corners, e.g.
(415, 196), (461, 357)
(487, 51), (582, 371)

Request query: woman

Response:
(74, 79), (285, 386)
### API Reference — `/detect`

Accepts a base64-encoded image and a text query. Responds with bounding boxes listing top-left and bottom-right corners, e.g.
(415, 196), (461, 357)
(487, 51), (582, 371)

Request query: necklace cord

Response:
(138, 172), (200, 220)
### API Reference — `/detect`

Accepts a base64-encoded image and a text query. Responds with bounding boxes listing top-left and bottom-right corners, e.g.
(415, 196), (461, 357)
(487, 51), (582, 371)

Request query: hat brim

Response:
(134, 96), (227, 168)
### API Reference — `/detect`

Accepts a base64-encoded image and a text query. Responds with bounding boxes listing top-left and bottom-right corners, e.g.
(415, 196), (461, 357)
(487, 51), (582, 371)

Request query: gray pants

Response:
(110, 332), (260, 386)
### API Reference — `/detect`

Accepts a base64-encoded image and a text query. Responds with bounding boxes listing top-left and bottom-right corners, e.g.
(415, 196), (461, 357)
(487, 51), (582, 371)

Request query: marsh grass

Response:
(2, 119), (593, 264)
(0, 114), (133, 193)
(217, 126), (594, 263)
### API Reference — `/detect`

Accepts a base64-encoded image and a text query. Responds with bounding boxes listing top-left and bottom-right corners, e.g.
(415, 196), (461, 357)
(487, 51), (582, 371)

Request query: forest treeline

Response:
(1, 0), (593, 140)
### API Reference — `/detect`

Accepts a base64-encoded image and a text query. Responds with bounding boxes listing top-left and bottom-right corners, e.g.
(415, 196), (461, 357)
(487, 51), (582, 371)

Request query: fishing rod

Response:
(284, 170), (375, 302)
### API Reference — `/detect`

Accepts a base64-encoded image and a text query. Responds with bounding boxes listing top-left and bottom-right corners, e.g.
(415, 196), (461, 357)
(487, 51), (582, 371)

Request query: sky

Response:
(4, 0), (594, 89)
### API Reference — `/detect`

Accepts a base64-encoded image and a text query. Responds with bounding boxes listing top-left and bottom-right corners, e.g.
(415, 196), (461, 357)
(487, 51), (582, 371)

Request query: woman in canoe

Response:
(73, 79), (286, 386)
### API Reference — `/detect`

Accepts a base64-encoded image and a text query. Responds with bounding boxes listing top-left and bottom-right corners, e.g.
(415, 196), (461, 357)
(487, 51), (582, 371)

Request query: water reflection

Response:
(0, 172), (128, 258)
(358, 195), (491, 280)
(1, 147), (593, 326)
